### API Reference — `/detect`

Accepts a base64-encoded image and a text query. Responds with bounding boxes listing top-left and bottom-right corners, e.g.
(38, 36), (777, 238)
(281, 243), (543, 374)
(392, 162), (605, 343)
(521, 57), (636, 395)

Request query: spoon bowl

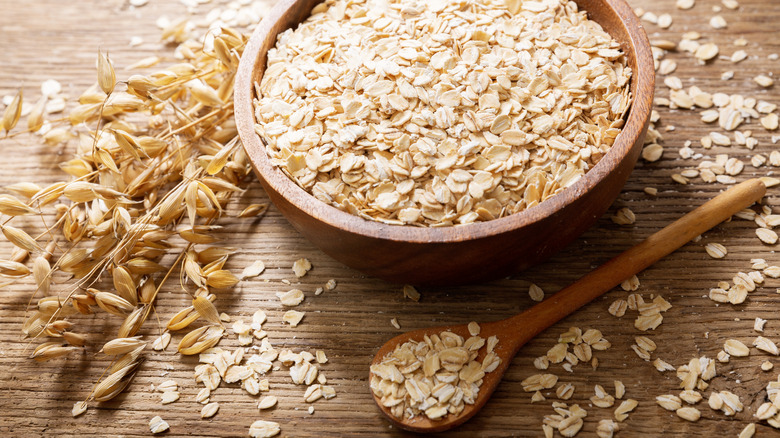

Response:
(370, 179), (766, 432)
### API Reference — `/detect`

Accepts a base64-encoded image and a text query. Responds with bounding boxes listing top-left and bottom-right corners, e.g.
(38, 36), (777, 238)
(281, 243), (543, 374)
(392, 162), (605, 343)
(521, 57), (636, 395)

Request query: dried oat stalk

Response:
(2, 26), (258, 406)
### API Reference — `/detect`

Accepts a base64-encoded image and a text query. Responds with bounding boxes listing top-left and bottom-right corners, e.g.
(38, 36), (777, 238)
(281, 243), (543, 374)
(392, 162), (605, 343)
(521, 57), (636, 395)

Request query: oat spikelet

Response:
(62, 332), (87, 346)
(192, 295), (222, 324)
(190, 83), (223, 107)
(138, 278), (156, 304)
(27, 96), (45, 132)
(205, 137), (238, 175)
(2, 89), (22, 133)
(112, 266), (138, 306)
(5, 182), (41, 199)
(185, 180), (199, 228)
(2, 225), (41, 253)
(117, 307), (147, 338)
(0, 259), (31, 277)
(29, 342), (78, 362)
(94, 291), (135, 315)
(238, 203), (268, 218)
(100, 337), (146, 355)
(0, 194), (37, 216)
(177, 325), (224, 355)
(13, 25), (255, 406)
(206, 269), (239, 289)
(112, 129), (142, 160)
(97, 50), (116, 95)
(32, 256), (51, 294)
(108, 345), (145, 374)
(166, 305), (200, 331)
(92, 360), (142, 402)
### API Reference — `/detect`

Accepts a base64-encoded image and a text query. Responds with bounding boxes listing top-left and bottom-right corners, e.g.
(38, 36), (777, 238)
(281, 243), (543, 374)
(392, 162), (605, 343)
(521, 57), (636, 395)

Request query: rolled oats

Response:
(255, 0), (631, 226)
(149, 416), (170, 434)
(370, 326), (500, 420)
(656, 394), (682, 411)
(675, 406), (700, 421)
(529, 284), (545, 302)
(723, 339), (749, 357)
(614, 399), (637, 422)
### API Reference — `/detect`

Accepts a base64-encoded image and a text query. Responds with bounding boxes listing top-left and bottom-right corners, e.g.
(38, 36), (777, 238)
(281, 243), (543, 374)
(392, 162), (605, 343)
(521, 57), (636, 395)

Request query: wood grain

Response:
(1, 0), (779, 436)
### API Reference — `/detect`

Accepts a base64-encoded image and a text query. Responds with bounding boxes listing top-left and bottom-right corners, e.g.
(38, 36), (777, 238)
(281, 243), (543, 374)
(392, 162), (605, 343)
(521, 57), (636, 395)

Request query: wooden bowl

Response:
(235, 0), (655, 286)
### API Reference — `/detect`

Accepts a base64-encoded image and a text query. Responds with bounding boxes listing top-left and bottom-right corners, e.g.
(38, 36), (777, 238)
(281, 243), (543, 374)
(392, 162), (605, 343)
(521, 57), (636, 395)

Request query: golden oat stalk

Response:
(1, 25), (259, 409)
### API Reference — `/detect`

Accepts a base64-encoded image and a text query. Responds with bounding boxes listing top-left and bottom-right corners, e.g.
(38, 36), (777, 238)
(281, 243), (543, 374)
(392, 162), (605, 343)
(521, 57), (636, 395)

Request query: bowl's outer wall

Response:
(235, 0), (654, 285)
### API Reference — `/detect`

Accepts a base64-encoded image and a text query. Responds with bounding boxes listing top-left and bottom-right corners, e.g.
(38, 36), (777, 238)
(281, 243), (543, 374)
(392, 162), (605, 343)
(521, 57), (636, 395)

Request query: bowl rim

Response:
(235, 0), (655, 244)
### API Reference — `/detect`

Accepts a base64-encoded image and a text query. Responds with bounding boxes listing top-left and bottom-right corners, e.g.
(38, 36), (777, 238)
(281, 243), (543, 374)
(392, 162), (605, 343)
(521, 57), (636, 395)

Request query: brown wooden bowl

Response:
(235, 0), (655, 286)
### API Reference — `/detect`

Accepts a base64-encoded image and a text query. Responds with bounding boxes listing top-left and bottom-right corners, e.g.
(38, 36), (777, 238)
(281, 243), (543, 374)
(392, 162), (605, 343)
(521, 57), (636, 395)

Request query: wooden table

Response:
(1, 0), (778, 436)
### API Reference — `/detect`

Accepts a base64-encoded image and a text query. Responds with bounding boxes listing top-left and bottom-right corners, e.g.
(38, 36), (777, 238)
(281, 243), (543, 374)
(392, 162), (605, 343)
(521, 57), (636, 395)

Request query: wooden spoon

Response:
(370, 178), (766, 433)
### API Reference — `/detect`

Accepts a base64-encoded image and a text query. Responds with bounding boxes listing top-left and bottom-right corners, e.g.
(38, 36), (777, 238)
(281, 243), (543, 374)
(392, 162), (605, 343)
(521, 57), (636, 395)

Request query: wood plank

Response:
(0, 0), (779, 436)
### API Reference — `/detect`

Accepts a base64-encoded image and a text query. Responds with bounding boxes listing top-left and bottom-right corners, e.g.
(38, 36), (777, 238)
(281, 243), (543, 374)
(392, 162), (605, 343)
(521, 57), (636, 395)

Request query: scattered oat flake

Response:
(276, 289), (304, 306)
(753, 336), (779, 355)
(156, 380), (178, 392)
(161, 391), (180, 404)
(201, 402), (219, 419)
(762, 113), (779, 131)
(149, 416), (169, 434)
(241, 260), (266, 279)
(529, 283), (544, 302)
(258, 395), (278, 410)
(642, 144), (663, 162)
(195, 387), (210, 404)
(705, 243), (727, 259)
(614, 380), (625, 399)
(755, 75), (775, 88)
(635, 313), (663, 331)
(468, 321), (481, 336)
(249, 420), (281, 437)
(709, 15), (727, 29)
(739, 424), (756, 438)
(676, 0), (695, 8)
(292, 258), (312, 278)
(614, 399), (638, 422)
(596, 419), (620, 438)
(657, 13), (672, 28)
(152, 332), (171, 351)
(757, 228), (778, 245)
(723, 339), (750, 357)
(755, 318), (767, 332)
(283, 310), (305, 327)
(71, 401), (87, 417)
(621, 275), (640, 291)
(676, 406), (701, 421)
(608, 300), (627, 317)
(390, 318), (400, 329)
(402, 284), (420, 301)
(657, 394), (682, 411)
(611, 207), (635, 225)
(695, 43), (719, 61)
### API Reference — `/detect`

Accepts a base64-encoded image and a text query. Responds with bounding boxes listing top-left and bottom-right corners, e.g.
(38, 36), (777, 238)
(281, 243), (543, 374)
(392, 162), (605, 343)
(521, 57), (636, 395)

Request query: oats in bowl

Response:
(254, 0), (632, 226)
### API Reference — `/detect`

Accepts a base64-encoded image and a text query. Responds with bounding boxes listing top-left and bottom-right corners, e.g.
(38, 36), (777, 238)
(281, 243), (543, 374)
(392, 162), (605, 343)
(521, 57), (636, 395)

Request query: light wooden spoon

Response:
(370, 178), (766, 433)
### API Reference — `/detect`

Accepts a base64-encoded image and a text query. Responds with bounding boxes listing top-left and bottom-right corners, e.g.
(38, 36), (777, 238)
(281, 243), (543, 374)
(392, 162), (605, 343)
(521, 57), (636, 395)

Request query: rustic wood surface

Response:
(0, 0), (779, 436)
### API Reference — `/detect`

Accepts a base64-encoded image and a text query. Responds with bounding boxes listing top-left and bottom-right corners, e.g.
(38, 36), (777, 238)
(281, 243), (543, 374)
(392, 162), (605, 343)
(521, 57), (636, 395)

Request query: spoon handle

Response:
(501, 178), (766, 353)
